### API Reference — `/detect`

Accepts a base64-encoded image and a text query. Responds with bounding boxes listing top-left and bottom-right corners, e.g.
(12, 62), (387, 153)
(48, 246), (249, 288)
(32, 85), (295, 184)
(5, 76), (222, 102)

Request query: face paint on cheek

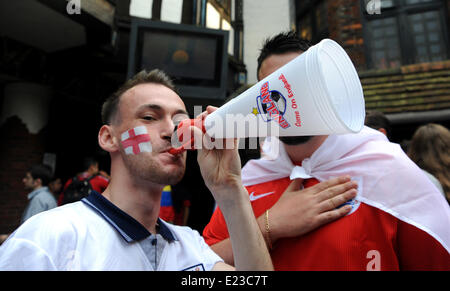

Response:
(121, 126), (152, 155)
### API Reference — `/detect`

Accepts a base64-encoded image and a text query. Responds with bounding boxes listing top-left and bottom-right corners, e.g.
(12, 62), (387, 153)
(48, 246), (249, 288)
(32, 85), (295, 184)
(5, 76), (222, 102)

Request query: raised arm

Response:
(194, 106), (273, 271)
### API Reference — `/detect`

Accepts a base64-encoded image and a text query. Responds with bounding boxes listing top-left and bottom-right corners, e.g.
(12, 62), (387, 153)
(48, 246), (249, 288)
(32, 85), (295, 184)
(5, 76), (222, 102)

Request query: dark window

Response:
(362, 0), (449, 69)
(366, 17), (402, 68)
(299, 14), (313, 40)
(408, 10), (447, 63)
(296, 0), (329, 43)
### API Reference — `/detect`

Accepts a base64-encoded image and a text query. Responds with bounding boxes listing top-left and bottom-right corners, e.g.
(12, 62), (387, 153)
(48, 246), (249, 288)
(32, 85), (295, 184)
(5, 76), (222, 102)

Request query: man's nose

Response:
(161, 118), (176, 141)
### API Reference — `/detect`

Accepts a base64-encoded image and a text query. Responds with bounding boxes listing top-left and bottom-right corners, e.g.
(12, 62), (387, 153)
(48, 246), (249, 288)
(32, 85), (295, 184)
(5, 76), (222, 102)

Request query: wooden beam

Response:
(66, 0), (115, 26)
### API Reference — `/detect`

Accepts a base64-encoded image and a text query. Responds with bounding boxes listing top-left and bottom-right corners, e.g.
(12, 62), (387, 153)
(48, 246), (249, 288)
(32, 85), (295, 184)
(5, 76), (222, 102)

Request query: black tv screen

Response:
(128, 19), (228, 100)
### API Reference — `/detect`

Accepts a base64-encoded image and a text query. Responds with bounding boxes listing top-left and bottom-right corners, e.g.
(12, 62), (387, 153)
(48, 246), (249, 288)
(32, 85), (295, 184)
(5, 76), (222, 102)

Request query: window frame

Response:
(360, 0), (450, 69)
(200, 0), (243, 59)
(205, 0), (232, 30)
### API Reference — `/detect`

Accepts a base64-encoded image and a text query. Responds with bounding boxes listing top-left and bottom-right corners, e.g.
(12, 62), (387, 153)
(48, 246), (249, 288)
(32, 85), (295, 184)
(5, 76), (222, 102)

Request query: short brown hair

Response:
(407, 123), (450, 201)
(101, 69), (176, 125)
(257, 31), (311, 80)
(29, 164), (53, 186)
(365, 110), (391, 139)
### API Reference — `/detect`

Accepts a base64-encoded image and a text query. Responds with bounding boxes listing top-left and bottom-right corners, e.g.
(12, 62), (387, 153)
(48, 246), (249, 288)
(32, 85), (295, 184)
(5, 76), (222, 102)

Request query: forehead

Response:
(258, 51), (302, 80)
(120, 83), (187, 115)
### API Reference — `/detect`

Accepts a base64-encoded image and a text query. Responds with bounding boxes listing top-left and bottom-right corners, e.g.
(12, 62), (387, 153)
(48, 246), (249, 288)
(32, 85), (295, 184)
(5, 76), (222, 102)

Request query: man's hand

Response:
(210, 176), (358, 265)
(194, 106), (273, 271)
(268, 176), (358, 244)
(193, 106), (243, 203)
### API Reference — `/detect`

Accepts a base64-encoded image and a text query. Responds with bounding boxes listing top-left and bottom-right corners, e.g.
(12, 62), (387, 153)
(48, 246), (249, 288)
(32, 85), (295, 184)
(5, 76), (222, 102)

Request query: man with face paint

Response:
(0, 69), (274, 271)
(203, 31), (450, 270)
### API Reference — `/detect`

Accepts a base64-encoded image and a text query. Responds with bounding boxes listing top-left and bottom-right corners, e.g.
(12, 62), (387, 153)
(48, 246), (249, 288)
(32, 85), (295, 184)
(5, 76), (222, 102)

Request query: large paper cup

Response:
(204, 39), (365, 138)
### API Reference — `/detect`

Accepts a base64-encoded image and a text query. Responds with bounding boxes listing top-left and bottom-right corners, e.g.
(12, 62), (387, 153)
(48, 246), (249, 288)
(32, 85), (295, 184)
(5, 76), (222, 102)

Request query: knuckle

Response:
(324, 211), (335, 222)
(327, 188), (337, 199)
(339, 193), (349, 203)
(328, 199), (335, 210)
(344, 192), (354, 200)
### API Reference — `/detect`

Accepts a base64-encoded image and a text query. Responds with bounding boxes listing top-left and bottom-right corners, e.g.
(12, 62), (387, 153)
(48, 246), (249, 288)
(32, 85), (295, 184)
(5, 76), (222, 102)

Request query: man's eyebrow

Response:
(175, 109), (190, 117)
(137, 104), (162, 112)
(138, 104), (189, 117)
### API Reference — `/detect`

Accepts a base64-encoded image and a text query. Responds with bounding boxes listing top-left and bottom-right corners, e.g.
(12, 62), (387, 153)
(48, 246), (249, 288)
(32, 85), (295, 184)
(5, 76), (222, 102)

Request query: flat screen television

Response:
(128, 18), (229, 100)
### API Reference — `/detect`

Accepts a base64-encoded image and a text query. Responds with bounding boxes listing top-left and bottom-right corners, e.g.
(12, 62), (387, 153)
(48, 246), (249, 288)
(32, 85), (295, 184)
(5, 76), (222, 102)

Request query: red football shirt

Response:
(203, 177), (450, 270)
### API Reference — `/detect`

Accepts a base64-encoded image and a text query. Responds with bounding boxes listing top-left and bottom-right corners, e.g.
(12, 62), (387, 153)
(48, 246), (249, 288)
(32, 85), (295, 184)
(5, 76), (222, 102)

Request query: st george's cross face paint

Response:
(121, 126), (152, 155)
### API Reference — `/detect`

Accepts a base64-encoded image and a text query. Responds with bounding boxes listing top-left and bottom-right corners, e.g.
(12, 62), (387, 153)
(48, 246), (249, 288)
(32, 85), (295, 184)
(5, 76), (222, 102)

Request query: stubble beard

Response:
(279, 136), (313, 145)
(122, 153), (186, 186)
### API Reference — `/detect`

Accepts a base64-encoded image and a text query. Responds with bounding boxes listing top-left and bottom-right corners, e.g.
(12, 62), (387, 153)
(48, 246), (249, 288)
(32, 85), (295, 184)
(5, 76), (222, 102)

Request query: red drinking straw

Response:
(168, 119), (206, 155)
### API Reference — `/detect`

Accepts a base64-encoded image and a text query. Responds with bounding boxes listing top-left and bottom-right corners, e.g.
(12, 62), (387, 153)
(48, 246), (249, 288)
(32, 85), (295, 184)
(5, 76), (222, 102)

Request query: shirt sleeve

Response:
(0, 237), (57, 270)
(202, 206), (230, 246)
(0, 210), (78, 271)
(193, 229), (224, 271)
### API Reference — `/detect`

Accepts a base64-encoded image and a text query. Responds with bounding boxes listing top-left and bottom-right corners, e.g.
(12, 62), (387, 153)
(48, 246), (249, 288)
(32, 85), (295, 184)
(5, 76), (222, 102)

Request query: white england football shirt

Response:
(0, 192), (222, 271)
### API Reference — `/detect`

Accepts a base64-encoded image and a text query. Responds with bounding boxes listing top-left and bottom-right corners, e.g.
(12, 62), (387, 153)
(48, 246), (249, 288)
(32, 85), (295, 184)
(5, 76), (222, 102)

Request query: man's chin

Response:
(279, 136), (313, 145)
(161, 169), (185, 185)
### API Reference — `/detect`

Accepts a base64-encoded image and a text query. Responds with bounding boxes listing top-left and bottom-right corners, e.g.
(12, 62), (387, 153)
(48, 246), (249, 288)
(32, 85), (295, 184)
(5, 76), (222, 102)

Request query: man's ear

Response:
(98, 125), (119, 153)
(378, 128), (387, 137)
(34, 178), (43, 188)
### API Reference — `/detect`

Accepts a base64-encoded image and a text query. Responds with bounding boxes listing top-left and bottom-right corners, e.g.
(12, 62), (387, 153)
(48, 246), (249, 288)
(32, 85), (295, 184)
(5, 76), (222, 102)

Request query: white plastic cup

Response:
(204, 39), (365, 139)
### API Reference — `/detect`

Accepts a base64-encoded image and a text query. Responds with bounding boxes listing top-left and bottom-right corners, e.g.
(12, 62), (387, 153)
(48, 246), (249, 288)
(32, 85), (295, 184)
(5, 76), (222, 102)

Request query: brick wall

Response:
(327, 0), (450, 71)
(361, 60), (450, 113)
(0, 116), (45, 233)
(328, 0), (366, 70)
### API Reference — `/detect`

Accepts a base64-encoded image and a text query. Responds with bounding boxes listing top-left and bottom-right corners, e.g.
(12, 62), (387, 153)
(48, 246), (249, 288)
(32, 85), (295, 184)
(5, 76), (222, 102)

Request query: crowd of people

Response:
(0, 31), (448, 271)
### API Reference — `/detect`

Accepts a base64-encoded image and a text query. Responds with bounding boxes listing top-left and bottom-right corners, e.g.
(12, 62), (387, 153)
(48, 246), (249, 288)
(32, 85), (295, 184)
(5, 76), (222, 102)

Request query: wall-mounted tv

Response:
(128, 18), (229, 100)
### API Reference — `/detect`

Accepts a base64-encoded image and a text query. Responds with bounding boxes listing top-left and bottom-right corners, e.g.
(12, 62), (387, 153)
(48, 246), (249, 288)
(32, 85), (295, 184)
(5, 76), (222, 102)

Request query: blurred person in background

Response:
(58, 156), (109, 205)
(364, 110), (392, 140)
(159, 185), (175, 223)
(20, 164), (56, 223)
(172, 182), (192, 226)
(408, 123), (450, 202)
(365, 111), (444, 195)
(0, 164), (56, 244)
(48, 177), (63, 199)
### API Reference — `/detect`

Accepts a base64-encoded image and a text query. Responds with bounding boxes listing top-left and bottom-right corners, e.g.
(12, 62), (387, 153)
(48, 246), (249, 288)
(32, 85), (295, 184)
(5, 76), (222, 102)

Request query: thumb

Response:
(206, 106), (218, 114)
(190, 124), (205, 151)
(285, 178), (303, 193)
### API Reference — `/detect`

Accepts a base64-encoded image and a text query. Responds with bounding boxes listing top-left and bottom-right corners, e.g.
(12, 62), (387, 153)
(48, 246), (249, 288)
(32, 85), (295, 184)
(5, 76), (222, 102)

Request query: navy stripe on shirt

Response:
(82, 191), (176, 243)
